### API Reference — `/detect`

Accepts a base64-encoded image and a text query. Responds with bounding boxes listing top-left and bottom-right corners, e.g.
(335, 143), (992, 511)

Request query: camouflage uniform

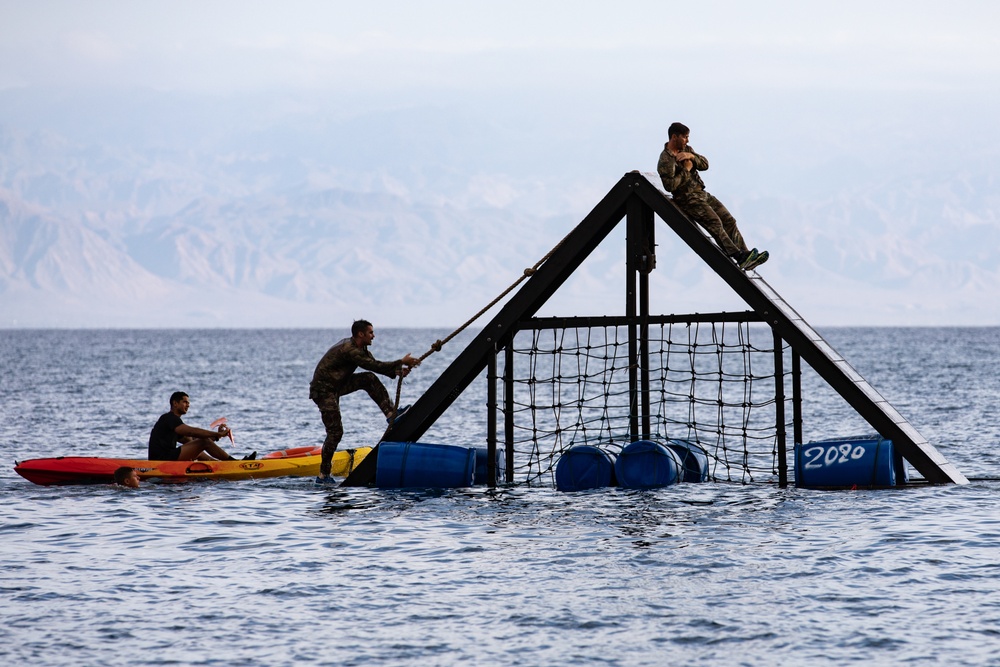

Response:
(309, 337), (404, 476)
(657, 144), (749, 257)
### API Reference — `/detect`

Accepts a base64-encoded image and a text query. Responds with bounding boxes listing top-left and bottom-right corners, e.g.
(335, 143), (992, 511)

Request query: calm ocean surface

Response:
(2, 327), (999, 666)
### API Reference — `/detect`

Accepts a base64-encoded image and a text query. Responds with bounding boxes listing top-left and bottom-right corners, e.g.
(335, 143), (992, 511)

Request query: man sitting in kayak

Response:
(310, 320), (420, 483)
(148, 391), (255, 461)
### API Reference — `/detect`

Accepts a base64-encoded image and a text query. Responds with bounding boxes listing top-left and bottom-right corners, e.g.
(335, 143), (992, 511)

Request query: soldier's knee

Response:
(323, 428), (344, 449)
(321, 410), (343, 430)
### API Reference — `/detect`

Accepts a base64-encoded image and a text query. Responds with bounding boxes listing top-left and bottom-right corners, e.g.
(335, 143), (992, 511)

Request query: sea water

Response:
(1, 327), (999, 666)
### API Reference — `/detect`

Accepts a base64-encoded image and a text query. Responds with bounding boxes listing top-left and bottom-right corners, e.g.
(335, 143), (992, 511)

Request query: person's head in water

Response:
(114, 466), (140, 488)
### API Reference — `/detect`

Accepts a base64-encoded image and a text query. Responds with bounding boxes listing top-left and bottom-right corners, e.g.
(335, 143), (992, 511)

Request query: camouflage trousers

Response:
(312, 372), (393, 476)
(675, 192), (749, 257)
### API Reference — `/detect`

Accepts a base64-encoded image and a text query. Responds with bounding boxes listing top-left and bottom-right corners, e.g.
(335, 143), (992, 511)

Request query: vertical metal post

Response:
(625, 195), (644, 442)
(792, 350), (803, 448)
(626, 191), (658, 442)
(487, 345), (498, 488)
(639, 277), (651, 440)
(504, 339), (515, 483)
(773, 329), (787, 487)
(639, 206), (654, 440)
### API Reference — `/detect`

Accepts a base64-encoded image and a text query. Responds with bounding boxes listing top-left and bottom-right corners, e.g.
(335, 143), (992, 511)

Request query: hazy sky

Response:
(2, 1), (998, 328)
(5, 0), (999, 197)
(2, 1), (998, 97)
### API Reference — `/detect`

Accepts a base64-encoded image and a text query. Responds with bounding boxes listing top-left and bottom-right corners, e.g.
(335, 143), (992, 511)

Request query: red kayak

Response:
(13, 446), (371, 486)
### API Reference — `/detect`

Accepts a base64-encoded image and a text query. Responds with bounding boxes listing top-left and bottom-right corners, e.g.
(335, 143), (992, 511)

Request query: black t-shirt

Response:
(148, 412), (184, 460)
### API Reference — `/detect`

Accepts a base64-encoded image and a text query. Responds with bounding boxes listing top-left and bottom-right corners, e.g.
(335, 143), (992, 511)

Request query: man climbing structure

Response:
(310, 319), (420, 483)
(657, 121), (769, 270)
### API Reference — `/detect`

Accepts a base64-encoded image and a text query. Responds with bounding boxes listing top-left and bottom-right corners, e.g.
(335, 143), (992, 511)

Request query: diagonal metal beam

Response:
(344, 170), (966, 486)
(627, 171), (967, 484)
(342, 174), (634, 486)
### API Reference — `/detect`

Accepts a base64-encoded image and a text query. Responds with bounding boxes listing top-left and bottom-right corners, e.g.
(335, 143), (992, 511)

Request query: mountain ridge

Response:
(1, 117), (997, 328)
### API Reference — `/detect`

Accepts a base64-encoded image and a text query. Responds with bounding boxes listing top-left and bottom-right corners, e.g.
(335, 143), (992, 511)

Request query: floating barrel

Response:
(473, 448), (506, 485)
(614, 440), (683, 489)
(555, 445), (616, 492)
(663, 439), (710, 482)
(794, 435), (908, 489)
(376, 442), (476, 489)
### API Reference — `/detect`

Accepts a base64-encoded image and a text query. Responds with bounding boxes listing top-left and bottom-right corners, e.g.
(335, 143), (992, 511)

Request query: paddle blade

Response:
(210, 417), (235, 444)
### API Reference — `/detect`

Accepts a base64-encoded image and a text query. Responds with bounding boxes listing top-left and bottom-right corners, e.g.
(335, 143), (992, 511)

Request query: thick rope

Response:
(385, 228), (574, 425)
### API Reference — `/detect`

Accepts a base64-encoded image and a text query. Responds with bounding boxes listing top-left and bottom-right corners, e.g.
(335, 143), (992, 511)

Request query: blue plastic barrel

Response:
(614, 440), (683, 489)
(473, 448), (506, 485)
(555, 445), (616, 492)
(794, 435), (908, 489)
(664, 439), (710, 482)
(376, 442), (476, 489)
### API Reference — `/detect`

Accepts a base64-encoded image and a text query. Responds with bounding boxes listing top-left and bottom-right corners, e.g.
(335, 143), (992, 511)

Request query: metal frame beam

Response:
(625, 172), (966, 484)
(342, 175), (633, 485)
(342, 171), (966, 486)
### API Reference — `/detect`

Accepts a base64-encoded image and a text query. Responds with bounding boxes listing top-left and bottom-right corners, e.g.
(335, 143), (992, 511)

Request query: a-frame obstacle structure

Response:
(345, 171), (967, 487)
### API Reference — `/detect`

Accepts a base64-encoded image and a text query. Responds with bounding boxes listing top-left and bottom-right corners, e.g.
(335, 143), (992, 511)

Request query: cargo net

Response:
(502, 319), (788, 486)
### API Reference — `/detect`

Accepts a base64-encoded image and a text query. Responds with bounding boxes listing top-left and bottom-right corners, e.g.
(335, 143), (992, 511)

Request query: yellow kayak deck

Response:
(14, 447), (371, 485)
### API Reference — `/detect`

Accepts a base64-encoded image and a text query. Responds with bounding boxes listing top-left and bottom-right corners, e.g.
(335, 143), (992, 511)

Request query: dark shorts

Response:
(149, 445), (182, 461)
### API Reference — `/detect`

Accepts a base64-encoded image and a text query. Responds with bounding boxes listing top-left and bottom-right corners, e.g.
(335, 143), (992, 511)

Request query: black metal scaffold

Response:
(343, 171), (967, 487)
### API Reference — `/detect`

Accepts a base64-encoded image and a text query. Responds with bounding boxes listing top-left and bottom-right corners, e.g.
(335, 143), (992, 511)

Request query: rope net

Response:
(500, 319), (789, 486)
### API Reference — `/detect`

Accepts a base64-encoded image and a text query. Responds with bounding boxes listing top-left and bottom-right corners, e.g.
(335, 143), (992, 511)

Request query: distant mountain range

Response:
(0, 121), (581, 327)
(1, 94), (998, 328)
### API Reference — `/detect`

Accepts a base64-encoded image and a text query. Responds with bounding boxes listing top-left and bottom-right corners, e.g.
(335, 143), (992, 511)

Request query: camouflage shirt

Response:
(309, 337), (403, 399)
(657, 143), (711, 200)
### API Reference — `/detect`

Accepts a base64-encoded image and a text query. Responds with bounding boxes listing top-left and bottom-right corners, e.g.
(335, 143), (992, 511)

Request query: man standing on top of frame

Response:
(657, 121), (769, 271)
(310, 319), (420, 484)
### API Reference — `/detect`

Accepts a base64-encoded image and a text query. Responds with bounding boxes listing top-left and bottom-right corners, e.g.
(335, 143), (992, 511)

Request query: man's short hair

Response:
(169, 391), (188, 406)
(351, 319), (373, 337)
(668, 122), (690, 138)
(114, 467), (134, 485)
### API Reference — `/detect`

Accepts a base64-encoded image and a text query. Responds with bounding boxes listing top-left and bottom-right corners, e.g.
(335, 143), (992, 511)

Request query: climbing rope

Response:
(386, 228), (575, 424)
